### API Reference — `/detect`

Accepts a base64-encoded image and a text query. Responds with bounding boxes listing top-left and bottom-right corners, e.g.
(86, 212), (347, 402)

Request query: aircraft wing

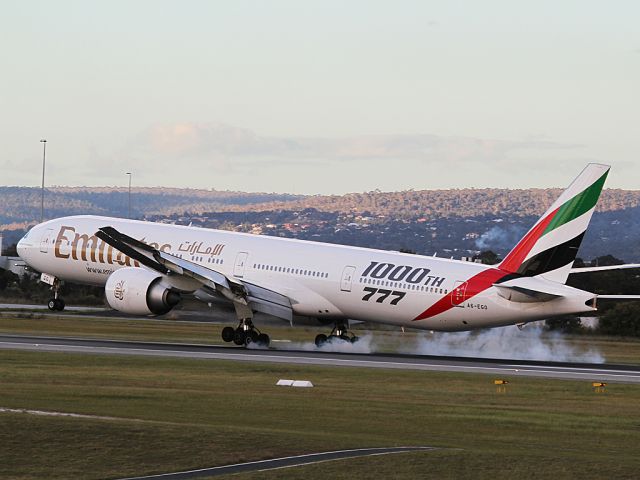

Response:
(95, 226), (293, 321)
(570, 264), (640, 273)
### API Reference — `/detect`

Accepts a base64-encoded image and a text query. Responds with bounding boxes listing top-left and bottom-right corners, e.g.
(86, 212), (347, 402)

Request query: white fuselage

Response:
(17, 215), (595, 331)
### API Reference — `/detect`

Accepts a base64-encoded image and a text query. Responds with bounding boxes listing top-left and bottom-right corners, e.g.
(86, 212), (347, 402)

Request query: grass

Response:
(1, 348), (640, 479)
(1, 313), (640, 363)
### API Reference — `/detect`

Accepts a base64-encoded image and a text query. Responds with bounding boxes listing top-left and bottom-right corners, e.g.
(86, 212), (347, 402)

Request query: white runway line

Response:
(0, 406), (119, 421)
(116, 446), (436, 479)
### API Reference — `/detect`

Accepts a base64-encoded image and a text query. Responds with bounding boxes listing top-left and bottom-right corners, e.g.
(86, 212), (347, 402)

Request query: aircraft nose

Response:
(17, 239), (26, 259)
(17, 233), (31, 260)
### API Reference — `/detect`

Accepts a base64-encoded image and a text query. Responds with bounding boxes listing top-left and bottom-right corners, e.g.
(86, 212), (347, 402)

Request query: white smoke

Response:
(252, 322), (604, 363)
(579, 317), (600, 330)
(270, 333), (377, 354)
(402, 324), (604, 363)
(475, 225), (526, 251)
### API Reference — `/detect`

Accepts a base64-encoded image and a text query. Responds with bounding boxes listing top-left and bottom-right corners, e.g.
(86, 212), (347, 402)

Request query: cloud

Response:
(121, 122), (581, 167)
(87, 122), (589, 191)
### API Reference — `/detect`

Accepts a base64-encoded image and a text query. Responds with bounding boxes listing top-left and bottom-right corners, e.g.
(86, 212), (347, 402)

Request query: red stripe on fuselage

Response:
(413, 268), (508, 321)
(413, 207), (560, 322)
(498, 207), (559, 273)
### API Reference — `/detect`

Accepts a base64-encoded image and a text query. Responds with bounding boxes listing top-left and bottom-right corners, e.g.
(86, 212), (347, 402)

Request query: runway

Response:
(2, 334), (640, 383)
(0, 303), (108, 312)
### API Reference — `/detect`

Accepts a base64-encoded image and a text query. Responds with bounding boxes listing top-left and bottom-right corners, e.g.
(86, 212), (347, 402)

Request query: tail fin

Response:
(498, 163), (610, 284)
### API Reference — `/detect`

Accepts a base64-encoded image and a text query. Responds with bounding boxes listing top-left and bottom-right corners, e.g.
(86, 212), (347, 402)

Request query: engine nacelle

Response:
(105, 267), (181, 315)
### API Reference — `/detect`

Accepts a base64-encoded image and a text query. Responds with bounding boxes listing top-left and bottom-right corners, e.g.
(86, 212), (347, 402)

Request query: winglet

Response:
(96, 227), (166, 273)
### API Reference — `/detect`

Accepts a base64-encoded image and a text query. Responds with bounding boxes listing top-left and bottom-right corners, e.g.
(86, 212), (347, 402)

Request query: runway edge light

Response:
(592, 382), (606, 393)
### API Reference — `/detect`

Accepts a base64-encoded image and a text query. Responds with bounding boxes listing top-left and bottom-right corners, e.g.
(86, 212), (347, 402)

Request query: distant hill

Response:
(0, 187), (302, 227)
(2, 186), (640, 262)
(2, 187), (640, 225)
(215, 188), (640, 218)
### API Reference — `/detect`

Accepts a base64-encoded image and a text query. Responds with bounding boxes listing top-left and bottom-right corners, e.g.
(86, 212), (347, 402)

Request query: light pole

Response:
(40, 139), (47, 222)
(126, 172), (132, 219)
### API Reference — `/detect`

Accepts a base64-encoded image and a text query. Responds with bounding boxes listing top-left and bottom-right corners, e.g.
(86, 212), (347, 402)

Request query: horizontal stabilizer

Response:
(596, 295), (640, 301)
(570, 264), (640, 274)
(494, 277), (566, 303)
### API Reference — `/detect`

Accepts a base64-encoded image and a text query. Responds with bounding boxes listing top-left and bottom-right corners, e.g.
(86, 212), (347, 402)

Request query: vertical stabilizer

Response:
(499, 163), (610, 283)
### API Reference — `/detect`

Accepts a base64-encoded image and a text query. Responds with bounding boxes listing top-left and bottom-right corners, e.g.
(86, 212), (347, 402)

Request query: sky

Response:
(1, 1), (638, 194)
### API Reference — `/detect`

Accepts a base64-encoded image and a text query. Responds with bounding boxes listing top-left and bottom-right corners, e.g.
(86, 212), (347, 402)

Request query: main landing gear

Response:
(221, 319), (271, 348)
(315, 322), (359, 347)
(219, 286), (270, 348)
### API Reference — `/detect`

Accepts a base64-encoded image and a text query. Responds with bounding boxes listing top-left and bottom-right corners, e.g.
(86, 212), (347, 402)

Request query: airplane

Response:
(15, 163), (640, 347)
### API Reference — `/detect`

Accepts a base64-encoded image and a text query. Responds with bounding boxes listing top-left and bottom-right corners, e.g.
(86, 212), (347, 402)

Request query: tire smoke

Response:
(271, 333), (377, 354)
(402, 323), (604, 363)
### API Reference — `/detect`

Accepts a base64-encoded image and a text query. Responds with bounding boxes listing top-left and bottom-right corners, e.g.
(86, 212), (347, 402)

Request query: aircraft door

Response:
(233, 252), (249, 278)
(340, 266), (356, 292)
(39, 228), (54, 254)
(451, 280), (467, 307)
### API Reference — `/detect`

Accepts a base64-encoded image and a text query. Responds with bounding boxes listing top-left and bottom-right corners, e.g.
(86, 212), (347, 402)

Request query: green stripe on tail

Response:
(542, 170), (609, 236)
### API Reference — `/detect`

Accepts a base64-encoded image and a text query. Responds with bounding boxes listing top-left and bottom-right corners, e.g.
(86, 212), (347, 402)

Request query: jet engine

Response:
(105, 267), (181, 315)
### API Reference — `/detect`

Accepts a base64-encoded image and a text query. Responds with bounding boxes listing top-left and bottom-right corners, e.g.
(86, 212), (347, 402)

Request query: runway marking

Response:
(504, 364), (639, 374)
(116, 446), (436, 479)
(0, 407), (119, 421)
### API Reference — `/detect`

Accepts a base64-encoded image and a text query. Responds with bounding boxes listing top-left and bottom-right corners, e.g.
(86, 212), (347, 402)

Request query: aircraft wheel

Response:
(351, 336), (359, 344)
(245, 330), (259, 346)
(47, 299), (57, 311)
(340, 334), (351, 343)
(221, 326), (235, 343)
(315, 334), (327, 347)
(257, 333), (270, 347)
(56, 298), (65, 311)
(233, 329), (246, 346)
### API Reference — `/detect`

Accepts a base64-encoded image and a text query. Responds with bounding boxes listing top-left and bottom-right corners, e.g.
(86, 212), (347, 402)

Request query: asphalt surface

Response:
(117, 447), (436, 479)
(0, 303), (108, 312)
(2, 334), (640, 383)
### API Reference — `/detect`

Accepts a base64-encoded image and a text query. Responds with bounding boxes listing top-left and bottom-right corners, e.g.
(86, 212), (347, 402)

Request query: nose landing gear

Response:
(47, 297), (65, 311)
(315, 322), (359, 347)
(45, 276), (65, 311)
